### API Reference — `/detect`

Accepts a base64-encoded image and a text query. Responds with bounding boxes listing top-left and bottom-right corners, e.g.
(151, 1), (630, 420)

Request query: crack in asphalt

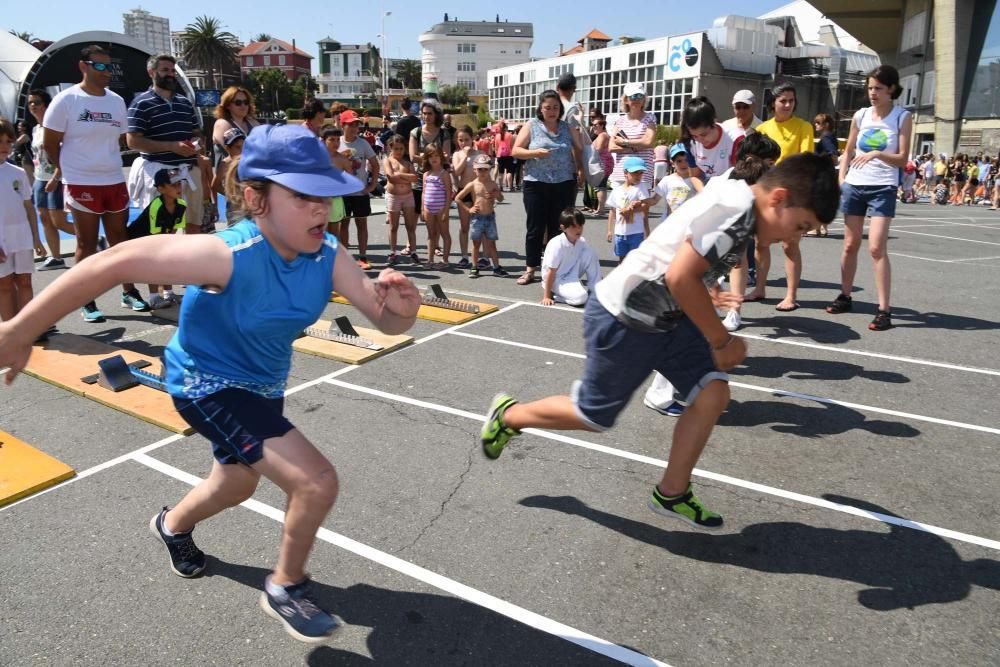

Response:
(395, 446), (476, 554)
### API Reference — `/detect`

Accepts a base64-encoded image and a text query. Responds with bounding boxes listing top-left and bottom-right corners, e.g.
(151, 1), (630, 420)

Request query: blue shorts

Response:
(173, 388), (294, 465)
(841, 182), (897, 218)
(33, 179), (65, 210)
(613, 232), (644, 258)
(470, 212), (498, 241)
(572, 298), (727, 431)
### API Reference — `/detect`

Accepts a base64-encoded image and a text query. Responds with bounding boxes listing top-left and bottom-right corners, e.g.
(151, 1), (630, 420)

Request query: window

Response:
(457, 78), (477, 90)
(263, 55), (270, 66)
(515, 49), (522, 54)
(458, 43), (476, 53)
(457, 61), (476, 72)
(278, 55), (286, 66)
(965, 9), (1000, 118)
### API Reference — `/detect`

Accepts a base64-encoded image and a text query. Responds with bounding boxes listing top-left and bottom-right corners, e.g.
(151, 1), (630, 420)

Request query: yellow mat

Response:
(23, 334), (193, 435)
(330, 293), (498, 324)
(292, 320), (413, 364)
(0, 430), (75, 507)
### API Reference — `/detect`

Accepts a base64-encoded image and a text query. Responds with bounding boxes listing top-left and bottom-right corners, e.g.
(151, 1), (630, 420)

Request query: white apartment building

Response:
(123, 8), (171, 56)
(419, 14), (532, 96)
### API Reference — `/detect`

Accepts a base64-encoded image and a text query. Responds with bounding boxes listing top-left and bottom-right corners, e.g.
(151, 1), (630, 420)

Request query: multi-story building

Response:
(122, 8), (170, 56)
(419, 14), (532, 97)
(315, 38), (380, 105)
(238, 38), (312, 82)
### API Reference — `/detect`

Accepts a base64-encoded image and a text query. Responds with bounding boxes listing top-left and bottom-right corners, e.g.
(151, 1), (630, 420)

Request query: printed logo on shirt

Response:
(859, 128), (889, 153)
(77, 109), (122, 128)
(12, 179), (20, 193)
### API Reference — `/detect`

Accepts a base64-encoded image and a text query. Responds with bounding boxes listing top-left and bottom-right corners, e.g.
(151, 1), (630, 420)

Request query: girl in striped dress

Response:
(421, 145), (452, 269)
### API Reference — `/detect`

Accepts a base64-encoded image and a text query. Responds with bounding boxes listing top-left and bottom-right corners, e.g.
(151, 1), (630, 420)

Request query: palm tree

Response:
(182, 16), (239, 90)
(396, 59), (422, 90)
(9, 30), (34, 43)
(252, 33), (272, 43)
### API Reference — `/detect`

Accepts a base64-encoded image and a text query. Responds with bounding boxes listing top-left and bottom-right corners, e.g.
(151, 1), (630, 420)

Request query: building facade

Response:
(238, 39), (312, 82)
(316, 38), (380, 104)
(122, 8), (171, 56)
(419, 14), (532, 96)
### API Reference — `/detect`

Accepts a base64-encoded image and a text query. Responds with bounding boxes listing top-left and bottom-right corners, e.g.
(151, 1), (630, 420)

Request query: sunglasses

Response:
(84, 60), (110, 72)
(627, 93), (646, 101)
(231, 99), (249, 106)
(28, 100), (44, 106)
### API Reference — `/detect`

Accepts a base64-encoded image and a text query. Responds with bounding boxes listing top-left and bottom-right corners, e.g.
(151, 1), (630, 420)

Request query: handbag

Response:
(580, 127), (606, 187)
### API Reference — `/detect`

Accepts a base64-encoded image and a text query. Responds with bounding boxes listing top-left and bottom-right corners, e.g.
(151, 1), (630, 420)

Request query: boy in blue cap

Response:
(606, 155), (655, 263)
(481, 153), (839, 530)
(0, 124), (421, 643)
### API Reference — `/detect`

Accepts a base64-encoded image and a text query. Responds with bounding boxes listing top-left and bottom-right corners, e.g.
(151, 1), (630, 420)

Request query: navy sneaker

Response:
(149, 507), (206, 578)
(643, 398), (685, 417)
(260, 576), (343, 643)
(81, 301), (105, 323)
(121, 289), (151, 312)
(457, 256), (471, 269)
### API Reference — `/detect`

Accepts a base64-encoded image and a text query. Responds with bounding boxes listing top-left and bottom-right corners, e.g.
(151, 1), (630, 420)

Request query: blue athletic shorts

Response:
(572, 298), (727, 431)
(33, 179), (65, 210)
(470, 212), (498, 241)
(173, 388), (294, 465)
(841, 182), (897, 218)
(613, 232), (644, 258)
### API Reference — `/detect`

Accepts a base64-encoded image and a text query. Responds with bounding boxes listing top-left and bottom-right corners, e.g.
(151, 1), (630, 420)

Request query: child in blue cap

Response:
(606, 155), (655, 263)
(0, 124), (421, 643)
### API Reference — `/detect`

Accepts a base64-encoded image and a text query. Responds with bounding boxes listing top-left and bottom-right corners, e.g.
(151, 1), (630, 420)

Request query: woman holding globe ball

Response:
(825, 65), (911, 332)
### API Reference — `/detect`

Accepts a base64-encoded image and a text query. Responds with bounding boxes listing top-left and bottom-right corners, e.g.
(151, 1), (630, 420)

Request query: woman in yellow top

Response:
(749, 82), (815, 311)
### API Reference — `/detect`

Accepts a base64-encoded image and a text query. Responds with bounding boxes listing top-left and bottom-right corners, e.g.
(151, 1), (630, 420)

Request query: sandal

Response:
(516, 270), (536, 285)
(825, 294), (852, 314)
(869, 309), (892, 331)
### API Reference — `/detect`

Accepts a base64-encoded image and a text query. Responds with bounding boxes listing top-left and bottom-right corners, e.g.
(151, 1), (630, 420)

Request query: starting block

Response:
(0, 430), (75, 507)
(331, 284), (498, 324)
(293, 316), (413, 364)
(23, 334), (193, 434)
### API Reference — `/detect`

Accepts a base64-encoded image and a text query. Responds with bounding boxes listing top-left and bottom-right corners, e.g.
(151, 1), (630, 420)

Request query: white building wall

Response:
(419, 33), (532, 95)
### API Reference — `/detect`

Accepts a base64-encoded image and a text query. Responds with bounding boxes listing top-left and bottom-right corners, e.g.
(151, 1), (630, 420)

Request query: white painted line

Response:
(890, 228), (1000, 246)
(132, 453), (669, 667)
(325, 379), (1000, 553)
(949, 255), (1000, 262)
(888, 252), (956, 263)
(411, 301), (523, 347)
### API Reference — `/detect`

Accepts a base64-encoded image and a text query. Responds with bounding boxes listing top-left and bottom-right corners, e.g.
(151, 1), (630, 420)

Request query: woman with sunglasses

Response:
(608, 82), (657, 189)
(212, 87), (260, 167)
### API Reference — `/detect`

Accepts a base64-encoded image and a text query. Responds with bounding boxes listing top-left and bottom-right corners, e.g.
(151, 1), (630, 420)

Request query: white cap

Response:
(622, 82), (646, 98)
(732, 89), (755, 105)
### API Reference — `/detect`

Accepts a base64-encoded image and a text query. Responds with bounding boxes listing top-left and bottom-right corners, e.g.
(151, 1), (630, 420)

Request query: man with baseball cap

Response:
(721, 89), (761, 142)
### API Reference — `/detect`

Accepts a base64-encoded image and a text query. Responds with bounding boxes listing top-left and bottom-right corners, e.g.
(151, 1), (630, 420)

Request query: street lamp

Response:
(380, 10), (391, 116)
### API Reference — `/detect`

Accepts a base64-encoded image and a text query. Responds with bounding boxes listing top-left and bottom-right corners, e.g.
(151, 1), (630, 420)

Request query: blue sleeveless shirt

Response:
(164, 220), (337, 398)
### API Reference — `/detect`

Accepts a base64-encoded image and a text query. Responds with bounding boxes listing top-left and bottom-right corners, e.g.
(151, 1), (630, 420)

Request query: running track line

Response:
(132, 453), (669, 667)
(889, 228), (1000, 246)
(325, 379), (1000, 553)
(447, 330), (1000, 436)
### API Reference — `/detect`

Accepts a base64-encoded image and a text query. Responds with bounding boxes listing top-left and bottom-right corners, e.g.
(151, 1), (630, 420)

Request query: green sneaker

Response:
(481, 393), (519, 459)
(648, 484), (723, 530)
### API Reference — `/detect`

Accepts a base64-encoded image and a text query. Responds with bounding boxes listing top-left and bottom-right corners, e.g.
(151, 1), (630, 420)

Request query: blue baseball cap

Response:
(669, 143), (687, 160)
(622, 155), (646, 172)
(237, 124), (362, 197)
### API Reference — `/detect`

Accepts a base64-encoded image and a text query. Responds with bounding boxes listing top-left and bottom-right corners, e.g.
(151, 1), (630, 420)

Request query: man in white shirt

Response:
(721, 90), (761, 142)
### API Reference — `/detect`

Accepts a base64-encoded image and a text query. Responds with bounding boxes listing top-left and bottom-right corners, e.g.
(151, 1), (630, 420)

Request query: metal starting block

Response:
(303, 316), (384, 351)
(80, 355), (167, 393)
(421, 284), (480, 313)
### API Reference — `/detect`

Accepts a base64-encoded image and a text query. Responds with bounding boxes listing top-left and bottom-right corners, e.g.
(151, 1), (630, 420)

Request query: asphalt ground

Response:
(2, 194), (999, 666)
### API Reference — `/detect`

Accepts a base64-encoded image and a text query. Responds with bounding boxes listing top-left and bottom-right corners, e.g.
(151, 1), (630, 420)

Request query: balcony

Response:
(317, 72), (378, 84)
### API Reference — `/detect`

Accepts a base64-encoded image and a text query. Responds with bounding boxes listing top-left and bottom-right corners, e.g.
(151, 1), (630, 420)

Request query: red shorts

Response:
(65, 183), (130, 214)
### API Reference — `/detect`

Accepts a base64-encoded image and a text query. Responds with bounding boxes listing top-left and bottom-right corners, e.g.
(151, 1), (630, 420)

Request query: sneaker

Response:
(648, 484), (723, 530)
(481, 393), (520, 459)
(643, 398), (685, 417)
(81, 301), (105, 323)
(147, 294), (169, 310)
(96, 236), (109, 252)
(469, 267), (480, 278)
(357, 257), (372, 270)
(825, 294), (853, 314)
(162, 289), (180, 305)
(149, 507), (206, 578)
(492, 266), (509, 277)
(260, 576), (343, 643)
(722, 310), (741, 332)
(477, 257), (491, 269)
(457, 257), (471, 269)
(409, 252), (423, 266)
(38, 256), (66, 271)
(387, 252), (400, 266)
(869, 309), (893, 331)
(121, 289), (151, 312)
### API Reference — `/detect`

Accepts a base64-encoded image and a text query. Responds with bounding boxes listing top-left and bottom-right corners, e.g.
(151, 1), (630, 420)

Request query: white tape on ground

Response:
(131, 453), (670, 667)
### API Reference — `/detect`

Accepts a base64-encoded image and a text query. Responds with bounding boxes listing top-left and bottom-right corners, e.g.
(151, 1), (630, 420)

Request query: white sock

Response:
(160, 511), (176, 537)
(266, 576), (289, 600)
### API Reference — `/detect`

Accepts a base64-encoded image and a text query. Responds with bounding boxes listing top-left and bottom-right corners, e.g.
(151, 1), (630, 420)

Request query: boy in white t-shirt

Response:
(541, 209), (602, 307)
(652, 144), (702, 222)
(0, 120), (46, 329)
(606, 156), (654, 262)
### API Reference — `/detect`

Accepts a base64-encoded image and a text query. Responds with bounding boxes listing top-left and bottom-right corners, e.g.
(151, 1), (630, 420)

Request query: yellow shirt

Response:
(756, 116), (815, 163)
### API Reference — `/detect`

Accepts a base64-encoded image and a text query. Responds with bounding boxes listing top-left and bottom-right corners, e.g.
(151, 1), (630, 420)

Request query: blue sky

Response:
(5, 0), (788, 64)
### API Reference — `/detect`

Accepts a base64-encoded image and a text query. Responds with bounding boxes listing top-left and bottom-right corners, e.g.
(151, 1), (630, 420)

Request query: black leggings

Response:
(522, 179), (577, 268)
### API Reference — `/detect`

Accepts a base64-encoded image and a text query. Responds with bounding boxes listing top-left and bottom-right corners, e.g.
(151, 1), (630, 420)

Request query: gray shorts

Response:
(572, 298), (727, 431)
(470, 212), (498, 241)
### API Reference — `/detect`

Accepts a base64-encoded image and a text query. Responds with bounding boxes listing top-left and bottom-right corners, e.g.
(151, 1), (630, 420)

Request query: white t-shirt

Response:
(846, 105), (909, 187)
(42, 84), (127, 186)
(31, 125), (56, 181)
(606, 183), (651, 236)
(0, 163), (34, 254)
(543, 232), (592, 283)
(721, 116), (761, 141)
(339, 137), (377, 196)
(689, 124), (737, 180)
(653, 173), (697, 222)
(595, 179), (755, 333)
(921, 159), (935, 179)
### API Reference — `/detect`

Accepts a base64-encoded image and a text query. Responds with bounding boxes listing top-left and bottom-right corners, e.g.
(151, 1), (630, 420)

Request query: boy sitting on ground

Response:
(540, 208), (602, 307)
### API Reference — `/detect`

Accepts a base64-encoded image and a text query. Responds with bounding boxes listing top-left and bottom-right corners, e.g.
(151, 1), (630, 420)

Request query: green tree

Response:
(438, 84), (469, 107)
(252, 33), (272, 42)
(291, 74), (319, 106)
(182, 15), (239, 89)
(248, 68), (294, 114)
(396, 59), (422, 90)
(8, 30), (34, 43)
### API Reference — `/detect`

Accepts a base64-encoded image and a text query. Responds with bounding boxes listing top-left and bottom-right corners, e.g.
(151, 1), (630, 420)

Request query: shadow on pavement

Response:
(744, 314), (862, 344)
(718, 399), (920, 438)
(518, 494), (1000, 611)
(734, 356), (910, 383)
